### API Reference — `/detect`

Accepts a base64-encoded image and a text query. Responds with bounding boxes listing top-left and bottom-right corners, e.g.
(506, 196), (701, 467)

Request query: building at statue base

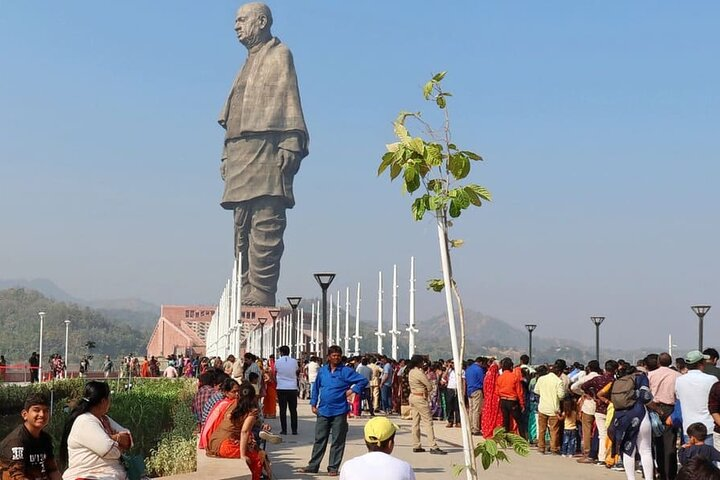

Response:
(146, 305), (216, 358)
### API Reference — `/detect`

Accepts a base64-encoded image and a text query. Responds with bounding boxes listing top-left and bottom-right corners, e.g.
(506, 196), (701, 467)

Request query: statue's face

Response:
(235, 5), (264, 47)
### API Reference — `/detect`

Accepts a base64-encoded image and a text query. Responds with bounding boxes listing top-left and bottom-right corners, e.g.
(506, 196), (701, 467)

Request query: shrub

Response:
(144, 435), (197, 477)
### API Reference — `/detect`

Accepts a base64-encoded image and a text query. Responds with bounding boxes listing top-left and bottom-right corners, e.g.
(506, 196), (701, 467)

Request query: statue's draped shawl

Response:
(219, 37), (309, 157)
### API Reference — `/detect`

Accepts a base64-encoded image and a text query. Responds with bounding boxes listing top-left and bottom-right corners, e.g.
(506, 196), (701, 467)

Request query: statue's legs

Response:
(234, 196), (287, 306)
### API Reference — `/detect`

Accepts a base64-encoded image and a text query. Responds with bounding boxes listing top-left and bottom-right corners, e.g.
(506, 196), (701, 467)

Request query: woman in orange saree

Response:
(262, 355), (277, 419)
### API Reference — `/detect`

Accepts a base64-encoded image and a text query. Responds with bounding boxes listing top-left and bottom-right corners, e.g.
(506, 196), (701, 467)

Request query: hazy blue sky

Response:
(1, 2), (718, 350)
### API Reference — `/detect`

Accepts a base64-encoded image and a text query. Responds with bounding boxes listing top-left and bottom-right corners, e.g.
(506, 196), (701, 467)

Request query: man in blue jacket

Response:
(300, 345), (369, 476)
(465, 357), (486, 435)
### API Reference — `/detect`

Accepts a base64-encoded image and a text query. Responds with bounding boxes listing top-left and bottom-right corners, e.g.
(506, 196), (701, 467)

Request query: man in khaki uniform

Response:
(369, 357), (382, 411)
(407, 355), (447, 455)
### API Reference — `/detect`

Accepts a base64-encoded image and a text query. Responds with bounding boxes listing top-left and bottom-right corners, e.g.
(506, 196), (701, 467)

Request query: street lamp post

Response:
(38, 312), (46, 383)
(314, 273), (335, 356)
(692, 305), (712, 351)
(64, 318), (71, 378)
(268, 308), (280, 358)
(287, 296), (302, 357)
(258, 317), (267, 360)
(591, 316), (605, 362)
(525, 324), (537, 364)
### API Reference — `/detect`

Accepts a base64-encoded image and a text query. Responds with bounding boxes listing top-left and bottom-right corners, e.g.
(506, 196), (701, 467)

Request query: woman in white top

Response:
(60, 381), (132, 480)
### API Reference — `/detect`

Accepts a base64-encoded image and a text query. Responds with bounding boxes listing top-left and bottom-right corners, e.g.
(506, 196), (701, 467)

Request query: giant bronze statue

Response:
(219, 3), (308, 306)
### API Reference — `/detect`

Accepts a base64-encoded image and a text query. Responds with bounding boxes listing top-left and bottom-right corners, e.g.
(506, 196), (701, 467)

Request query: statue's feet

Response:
(241, 292), (276, 307)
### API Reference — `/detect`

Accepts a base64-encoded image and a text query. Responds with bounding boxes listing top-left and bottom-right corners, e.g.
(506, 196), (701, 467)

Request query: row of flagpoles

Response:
(206, 256), (421, 360)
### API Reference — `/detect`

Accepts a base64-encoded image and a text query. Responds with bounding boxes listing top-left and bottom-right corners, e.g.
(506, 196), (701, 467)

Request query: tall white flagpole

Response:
(336, 290), (341, 346)
(296, 308), (301, 359)
(376, 271), (385, 354)
(390, 264), (400, 360)
(299, 308), (305, 358)
(354, 282), (362, 355)
(316, 300), (321, 353)
(407, 256), (417, 357)
(310, 303), (315, 354)
(286, 315), (291, 348)
(279, 315), (287, 346)
(235, 252), (242, 355)
(344, 287), (350, 353)
(329, 294), (334, 347)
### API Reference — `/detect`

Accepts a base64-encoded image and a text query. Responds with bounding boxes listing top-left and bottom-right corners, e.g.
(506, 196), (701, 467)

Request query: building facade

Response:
(146, 305), (216, 358)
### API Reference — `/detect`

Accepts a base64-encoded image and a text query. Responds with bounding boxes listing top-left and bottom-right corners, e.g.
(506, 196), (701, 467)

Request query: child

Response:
(248, 371), (261, 396)
(679, 422), (720, 466)
(558, 396), (578, 457)
(0, 393), (61, 480)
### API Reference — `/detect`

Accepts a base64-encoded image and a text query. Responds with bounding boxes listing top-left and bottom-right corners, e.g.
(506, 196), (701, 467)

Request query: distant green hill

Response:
(0, 288), (150, 367)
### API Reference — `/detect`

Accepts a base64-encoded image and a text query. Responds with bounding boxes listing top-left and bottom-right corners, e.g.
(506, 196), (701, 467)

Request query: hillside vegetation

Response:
(0, 288), (150, 365)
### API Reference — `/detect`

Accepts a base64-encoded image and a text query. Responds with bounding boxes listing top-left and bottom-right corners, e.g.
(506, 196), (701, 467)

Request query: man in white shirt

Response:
(163, 364), (178, 378)
(445, 361), (460, 427)
(275, 345), (299, 435)
(356, 358), (375, 416)
(306, 356), (320, 387)
(676, 350), (718, 441)
(340, 416), (415, 480)
(571, 360), (601, 462)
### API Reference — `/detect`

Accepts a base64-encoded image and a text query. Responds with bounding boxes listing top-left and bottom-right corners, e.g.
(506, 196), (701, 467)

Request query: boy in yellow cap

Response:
(339, 417), (415, 480)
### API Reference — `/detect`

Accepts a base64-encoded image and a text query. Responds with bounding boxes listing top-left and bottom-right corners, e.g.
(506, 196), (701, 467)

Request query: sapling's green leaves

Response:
(484, 440), (498, 456)
(462, 150), (483, 161)
(411, 197), (426, 221)
(426, 143), (443, 166)
(449, 200), (461, 218)
(452, 465), (467, 477)
(454, 188), (471, 210)
(465, 186), (482, 206)
(404, 165), (421, 193)
(427, 278), (445, 292)
(428, 195), (445, 211)
(437, 95), (447, 109)
(423, 81), (434, 100)
(428, 179), (443, 194)
(481, 452), (493, 470)
(410, 137), (425, 155)
(390, 162), (402, 180)
(378, 151), (394, 175)
(394, 121), (410, 144)
(468, 184), (492, 201)
(450, 239), (465, 248)
(432, 71), (447, 82)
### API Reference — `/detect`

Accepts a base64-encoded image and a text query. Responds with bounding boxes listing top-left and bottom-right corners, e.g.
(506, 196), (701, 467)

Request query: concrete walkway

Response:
(264, 402), (624, 479)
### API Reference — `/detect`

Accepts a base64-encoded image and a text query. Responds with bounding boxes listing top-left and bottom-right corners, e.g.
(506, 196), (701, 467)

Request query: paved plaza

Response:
(264, 402), (622, 479)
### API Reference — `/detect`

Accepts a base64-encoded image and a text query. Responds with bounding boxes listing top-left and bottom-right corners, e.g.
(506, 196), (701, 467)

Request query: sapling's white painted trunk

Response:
(436, 214), (478, 480)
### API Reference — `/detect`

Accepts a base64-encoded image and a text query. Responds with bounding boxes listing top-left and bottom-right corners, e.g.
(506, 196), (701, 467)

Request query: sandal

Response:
(327, 471), (339, 477)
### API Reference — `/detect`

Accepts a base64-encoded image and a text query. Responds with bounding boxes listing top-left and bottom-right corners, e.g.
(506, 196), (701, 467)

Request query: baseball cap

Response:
(364, 417), (398, 445)
(685, 350), (710, 365)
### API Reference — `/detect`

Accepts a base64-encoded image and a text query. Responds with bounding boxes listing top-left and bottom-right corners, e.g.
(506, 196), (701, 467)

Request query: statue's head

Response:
(235, 2), (273, 49)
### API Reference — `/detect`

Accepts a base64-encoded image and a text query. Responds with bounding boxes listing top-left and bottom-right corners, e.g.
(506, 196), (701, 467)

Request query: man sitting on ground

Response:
(0, 393), (61, 480)
(339, 417), (415, 480)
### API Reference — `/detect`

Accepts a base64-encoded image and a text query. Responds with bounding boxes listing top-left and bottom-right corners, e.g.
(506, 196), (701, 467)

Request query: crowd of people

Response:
(190, 346), (720, 479)
(9, 345), (720, 480)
